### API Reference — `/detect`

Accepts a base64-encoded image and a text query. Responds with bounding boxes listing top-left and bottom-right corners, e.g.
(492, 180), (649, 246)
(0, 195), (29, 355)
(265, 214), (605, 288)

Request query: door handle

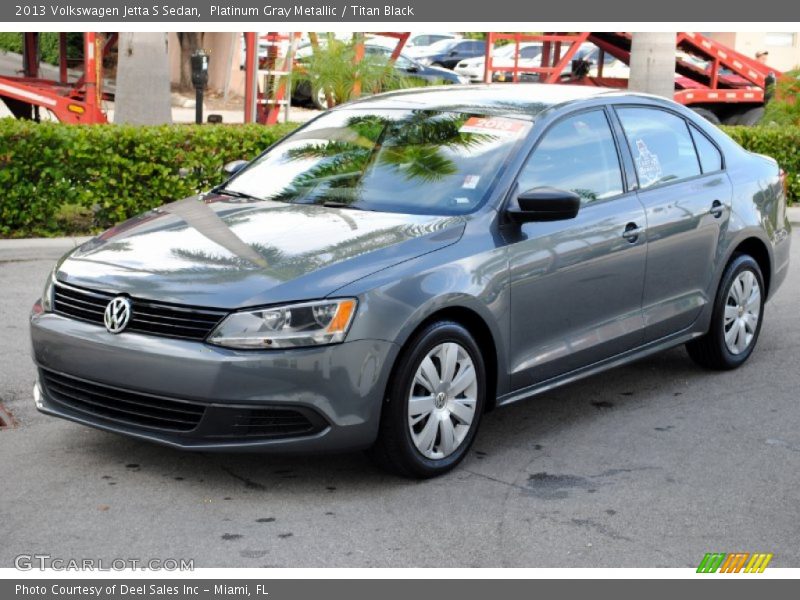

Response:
(622, 222), (643, 243)
(709, 200), (724, 218)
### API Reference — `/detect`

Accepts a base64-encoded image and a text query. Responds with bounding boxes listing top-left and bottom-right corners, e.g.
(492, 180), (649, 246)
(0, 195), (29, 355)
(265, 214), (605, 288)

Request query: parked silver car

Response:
(30, 85), (791, 477)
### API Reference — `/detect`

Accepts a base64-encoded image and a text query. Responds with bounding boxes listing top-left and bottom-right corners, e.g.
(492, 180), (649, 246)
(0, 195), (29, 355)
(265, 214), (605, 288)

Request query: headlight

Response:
(41, 270), (55, 312)
(207, 298), (358, 350)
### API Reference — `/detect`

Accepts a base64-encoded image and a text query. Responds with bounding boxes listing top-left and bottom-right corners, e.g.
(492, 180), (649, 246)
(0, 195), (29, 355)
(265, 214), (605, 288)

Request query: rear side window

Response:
(516, 109), (624, 204)
(616, 107), (701, 188)
(689, 124), (723, 173)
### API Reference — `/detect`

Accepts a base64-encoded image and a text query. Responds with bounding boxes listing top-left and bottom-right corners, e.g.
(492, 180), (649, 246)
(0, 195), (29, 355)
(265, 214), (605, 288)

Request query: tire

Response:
(724, 110), (744, 126)
(738, 106), (765, 127)
(312, 87), (332, 111)
(686, 254), (765, 370)
(368, 321), (486, 478)
(691, 107), (721, 126)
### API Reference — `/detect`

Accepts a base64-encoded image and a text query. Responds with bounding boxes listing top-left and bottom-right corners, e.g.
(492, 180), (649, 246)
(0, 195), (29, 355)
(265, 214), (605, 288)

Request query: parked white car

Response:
(455, 43), (542, 82)
(368, 33), (463, 58)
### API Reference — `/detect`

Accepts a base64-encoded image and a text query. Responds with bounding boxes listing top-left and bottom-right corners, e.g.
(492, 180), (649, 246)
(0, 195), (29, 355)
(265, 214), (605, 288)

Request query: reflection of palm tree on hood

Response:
(163, 196), (269, 268)
(279, 111), (491, 203)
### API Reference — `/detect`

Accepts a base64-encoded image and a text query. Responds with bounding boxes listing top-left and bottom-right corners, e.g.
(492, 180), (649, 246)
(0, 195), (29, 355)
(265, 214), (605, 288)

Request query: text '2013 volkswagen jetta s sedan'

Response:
(31, 85), (791, 478)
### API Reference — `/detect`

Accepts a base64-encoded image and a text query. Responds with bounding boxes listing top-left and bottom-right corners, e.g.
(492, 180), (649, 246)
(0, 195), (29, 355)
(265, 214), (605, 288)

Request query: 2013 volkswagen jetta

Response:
(30, 85), (791, 477)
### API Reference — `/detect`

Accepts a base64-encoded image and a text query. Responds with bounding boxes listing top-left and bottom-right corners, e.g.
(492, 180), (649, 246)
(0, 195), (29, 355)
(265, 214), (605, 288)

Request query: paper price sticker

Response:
(459, 117), (528, 137)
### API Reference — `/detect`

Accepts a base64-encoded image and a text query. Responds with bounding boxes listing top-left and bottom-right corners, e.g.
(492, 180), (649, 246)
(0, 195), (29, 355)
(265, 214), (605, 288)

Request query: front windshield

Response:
(224, 109), (531, 215)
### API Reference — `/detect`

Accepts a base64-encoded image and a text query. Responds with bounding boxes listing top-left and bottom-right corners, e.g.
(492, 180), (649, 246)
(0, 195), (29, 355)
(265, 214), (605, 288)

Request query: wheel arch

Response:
(392, 302), (503, 412)
(730, 236), (772, 299)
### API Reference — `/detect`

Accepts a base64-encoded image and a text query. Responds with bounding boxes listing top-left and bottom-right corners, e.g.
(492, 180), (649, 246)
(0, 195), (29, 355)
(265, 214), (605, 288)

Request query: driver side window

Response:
(517, 109), (624, 204)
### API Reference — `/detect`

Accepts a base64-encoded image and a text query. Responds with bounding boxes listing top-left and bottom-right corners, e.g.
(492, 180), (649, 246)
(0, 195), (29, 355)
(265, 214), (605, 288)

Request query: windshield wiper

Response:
(320, 200), (374, 211)
(216, 188), (260, 200)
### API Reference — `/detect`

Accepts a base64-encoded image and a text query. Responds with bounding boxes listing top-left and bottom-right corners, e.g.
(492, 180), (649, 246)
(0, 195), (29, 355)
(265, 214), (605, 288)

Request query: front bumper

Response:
(30, 312), (398, 453)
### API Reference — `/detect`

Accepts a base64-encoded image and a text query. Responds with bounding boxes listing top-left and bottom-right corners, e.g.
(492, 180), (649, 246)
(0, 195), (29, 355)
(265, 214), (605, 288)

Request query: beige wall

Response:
(709, 32), (800, 71)
(167, 33), (246, 96)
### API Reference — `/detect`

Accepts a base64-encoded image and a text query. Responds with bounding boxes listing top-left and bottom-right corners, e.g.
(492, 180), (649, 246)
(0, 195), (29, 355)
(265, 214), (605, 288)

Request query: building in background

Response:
(709, 32), (800, 70)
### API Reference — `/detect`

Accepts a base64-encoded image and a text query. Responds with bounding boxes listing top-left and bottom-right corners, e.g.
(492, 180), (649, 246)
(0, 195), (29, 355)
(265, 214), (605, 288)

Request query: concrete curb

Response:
(788, 206), (800, 226)
(0, 236), (91, 250)
(0, 236), (92, 261)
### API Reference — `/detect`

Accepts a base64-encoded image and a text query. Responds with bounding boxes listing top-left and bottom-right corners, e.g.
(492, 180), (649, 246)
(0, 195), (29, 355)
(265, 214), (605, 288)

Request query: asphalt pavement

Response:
(1, 224), (799, 568)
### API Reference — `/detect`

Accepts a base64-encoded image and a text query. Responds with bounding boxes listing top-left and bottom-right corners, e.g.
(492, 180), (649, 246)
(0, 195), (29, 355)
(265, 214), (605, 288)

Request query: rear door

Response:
(614, 106), (732, 341)
(507, 108), (648, 389)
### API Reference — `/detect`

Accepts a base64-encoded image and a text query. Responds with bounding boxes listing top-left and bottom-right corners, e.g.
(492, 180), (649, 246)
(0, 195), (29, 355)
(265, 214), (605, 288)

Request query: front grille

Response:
(53, 281), (228, 341)
(41, 369), (205, 432)
(223, 408), (319, 438)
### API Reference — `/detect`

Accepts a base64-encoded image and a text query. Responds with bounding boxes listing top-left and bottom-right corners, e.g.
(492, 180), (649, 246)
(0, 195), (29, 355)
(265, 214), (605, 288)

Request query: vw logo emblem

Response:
(104, 296), (132, 334)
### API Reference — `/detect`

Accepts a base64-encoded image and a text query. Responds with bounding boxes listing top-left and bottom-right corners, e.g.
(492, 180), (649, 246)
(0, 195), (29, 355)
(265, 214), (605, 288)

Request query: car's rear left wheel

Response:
(368, 321), (486, 478)
(686, 254), (764, 370)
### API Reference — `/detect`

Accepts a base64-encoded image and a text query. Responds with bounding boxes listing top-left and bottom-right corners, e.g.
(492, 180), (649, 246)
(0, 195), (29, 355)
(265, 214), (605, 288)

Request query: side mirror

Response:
(507, 187), (581, 222)
(223, 160), (248, 177)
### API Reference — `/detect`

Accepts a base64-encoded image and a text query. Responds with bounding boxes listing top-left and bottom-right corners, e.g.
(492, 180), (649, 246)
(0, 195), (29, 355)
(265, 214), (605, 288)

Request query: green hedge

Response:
(0, 119), (797, 238)
(722, 126), (800, 202)
(0, 120), (298, 237)
(0, 32), (83, 66)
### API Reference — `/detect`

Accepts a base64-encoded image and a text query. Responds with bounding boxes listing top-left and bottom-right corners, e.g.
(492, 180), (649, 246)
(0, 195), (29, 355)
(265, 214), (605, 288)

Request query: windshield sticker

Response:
(634, 139), (663, 185)
(459, 117), (528, 137)
(462, 175), (481, 189)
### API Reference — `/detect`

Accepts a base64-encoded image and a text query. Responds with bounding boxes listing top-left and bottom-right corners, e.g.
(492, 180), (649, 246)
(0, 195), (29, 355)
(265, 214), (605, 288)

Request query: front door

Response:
(507, 108), (648, 390)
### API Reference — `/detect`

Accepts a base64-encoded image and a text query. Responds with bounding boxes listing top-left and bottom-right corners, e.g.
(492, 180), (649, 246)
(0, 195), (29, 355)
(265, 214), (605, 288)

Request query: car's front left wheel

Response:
(368, 321), (486, 478)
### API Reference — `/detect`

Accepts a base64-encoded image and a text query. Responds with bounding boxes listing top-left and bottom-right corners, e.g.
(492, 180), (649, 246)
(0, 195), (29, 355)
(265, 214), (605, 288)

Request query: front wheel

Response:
(686, 254), (765, 370)
(368, 321), (486, 478)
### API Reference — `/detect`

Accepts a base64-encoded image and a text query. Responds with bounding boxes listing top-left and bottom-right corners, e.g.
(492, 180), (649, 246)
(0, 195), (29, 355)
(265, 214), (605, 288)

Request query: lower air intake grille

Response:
(41, 369), (205, 432)
(223, 408), (319, 438)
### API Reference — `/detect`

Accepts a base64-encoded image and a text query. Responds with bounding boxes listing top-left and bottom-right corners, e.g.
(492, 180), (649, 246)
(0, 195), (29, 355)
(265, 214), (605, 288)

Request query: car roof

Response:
(338, 84), (649, 119)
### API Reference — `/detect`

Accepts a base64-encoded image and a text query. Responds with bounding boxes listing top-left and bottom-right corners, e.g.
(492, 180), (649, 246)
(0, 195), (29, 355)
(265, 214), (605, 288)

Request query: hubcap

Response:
(407, 342), (478, 460)
(724, 270), (761, 355)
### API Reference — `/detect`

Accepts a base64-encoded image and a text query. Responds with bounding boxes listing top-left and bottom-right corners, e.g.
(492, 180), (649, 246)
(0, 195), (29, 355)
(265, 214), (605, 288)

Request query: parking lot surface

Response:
(1, 229), (799, 568)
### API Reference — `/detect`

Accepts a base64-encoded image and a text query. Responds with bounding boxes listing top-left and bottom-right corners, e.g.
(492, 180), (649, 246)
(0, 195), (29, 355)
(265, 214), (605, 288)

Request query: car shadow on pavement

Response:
(65, 344), (712, 492)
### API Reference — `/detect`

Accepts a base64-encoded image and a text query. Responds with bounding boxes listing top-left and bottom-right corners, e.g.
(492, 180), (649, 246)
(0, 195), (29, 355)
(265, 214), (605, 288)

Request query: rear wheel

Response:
(691, 107), (721, 126)
(368, 321), (486, 478)
(686, 254), (764, 370)
(312, 87), (333, 110)
(738, 106), (765, 126)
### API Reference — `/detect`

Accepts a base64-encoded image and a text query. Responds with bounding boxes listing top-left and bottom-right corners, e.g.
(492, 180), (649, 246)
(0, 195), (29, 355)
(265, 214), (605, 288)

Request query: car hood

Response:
(57, 194), (465, 309)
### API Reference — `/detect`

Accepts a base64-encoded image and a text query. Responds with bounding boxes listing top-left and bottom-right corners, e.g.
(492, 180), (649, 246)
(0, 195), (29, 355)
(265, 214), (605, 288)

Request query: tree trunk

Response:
(629, 32), (676, 99)
(178, 32), (205, 91)
(114, 32), (172, 125)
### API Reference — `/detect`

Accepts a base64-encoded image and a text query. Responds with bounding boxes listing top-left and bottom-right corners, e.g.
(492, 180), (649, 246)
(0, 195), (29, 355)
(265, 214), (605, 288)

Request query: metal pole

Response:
(59, 33), (68, 84)
(244, 32), (257, 123)
(83, 32), (100, 121)
(195, 87), (203, 124)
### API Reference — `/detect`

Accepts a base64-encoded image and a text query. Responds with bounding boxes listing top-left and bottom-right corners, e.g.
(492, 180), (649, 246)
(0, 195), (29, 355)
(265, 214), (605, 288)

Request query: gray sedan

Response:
(30, 85), (792, 478)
